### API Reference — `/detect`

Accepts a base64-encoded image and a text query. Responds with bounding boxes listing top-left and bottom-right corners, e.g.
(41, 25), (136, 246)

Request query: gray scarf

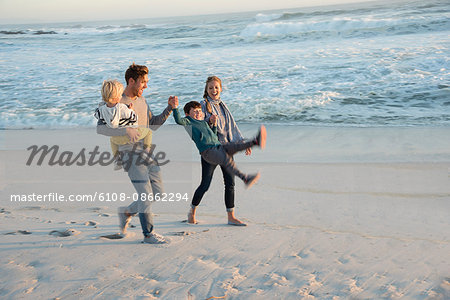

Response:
(203, 96), (244, 143)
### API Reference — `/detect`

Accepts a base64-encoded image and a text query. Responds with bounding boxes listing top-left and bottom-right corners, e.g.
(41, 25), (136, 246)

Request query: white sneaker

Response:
(143, 232), (169, 244)
(118, 207), (131, 234)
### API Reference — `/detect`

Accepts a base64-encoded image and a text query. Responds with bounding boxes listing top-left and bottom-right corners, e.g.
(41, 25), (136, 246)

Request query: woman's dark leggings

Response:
(191, 157), (235, 209)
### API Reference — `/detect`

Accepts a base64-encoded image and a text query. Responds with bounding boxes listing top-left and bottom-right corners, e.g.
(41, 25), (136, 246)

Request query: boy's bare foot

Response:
(245, 172), (260, 189)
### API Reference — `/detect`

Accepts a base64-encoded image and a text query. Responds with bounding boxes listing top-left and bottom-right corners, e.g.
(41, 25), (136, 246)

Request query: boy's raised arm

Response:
(172, 107), (190, 126)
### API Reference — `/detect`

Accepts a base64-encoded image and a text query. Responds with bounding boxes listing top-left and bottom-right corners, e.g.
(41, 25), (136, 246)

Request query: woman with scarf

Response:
(187, 76), (251, 226)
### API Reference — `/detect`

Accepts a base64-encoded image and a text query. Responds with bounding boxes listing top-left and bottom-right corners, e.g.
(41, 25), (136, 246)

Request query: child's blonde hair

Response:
(101, 79), (124, 102)
(203, 76), (222, 114)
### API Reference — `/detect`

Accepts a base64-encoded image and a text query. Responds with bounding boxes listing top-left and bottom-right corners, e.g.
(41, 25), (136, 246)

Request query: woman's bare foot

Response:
(227, 210), (247, 226)
(228, 217), (246, 226)
(187, 207), (197, 224)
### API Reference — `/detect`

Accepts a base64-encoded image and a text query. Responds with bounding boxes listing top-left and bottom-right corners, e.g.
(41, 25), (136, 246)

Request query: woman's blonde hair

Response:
(101, 79), (124, 102)
(203, 76), (222, 114)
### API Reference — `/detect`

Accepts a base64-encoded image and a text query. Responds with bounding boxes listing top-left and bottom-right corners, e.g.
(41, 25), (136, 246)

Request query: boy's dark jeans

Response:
(191, 157), (235, 209)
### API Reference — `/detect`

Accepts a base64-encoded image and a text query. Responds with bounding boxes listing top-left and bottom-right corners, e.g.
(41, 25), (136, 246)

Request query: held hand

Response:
(168, 96), (179, 109)
(126, 127), (140, 143)
(210, 114), (218, 126)
(245, 148), (252, 156)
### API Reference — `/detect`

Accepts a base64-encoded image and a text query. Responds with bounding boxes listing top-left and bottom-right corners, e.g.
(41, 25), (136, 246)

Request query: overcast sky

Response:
(0, 0), (378, 24)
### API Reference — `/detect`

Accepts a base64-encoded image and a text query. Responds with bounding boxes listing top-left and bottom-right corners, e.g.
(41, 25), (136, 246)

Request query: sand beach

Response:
(1, 0), (449, 298)
(0, 125), (449, 299)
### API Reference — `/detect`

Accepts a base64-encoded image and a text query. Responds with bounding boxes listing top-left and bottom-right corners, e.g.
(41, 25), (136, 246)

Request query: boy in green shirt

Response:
(173, 101), (266, 188)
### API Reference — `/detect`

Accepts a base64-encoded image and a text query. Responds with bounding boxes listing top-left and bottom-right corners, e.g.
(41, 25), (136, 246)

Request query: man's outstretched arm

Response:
(96, 120), (140, 143)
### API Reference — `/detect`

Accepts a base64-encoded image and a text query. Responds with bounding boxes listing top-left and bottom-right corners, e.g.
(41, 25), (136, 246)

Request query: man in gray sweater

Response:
(96, 63), (178, 244)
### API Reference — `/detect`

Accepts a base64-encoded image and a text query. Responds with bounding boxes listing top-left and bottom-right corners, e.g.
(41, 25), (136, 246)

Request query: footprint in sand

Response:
(296, 249), (311, 259)
(84, 220), (98, 226)
(168, 231), (196, 236)
(99, 232), (135, 239)
(22, 206), (61, 212)
(49, 229), (81, 237)
(88, 207), (103, 213)
(21, 206), (42, 211)
(167, 230), (209, 236)
(348, 278), (363, 294)
(0, 208), (11, 214)
(63, 221), (77, 224)
(181, 219), (201, 225)
(337, 256), (351, 264)
(4, 230), (32, 235)
(100, 233), (125, 239)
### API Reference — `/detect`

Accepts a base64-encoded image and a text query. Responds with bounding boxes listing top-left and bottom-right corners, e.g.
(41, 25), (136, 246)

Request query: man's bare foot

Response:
(118, 207), (132, 234)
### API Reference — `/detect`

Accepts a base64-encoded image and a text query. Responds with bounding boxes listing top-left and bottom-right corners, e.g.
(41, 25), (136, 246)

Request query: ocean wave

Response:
(257, 0), (449, 22)
(33, 30), (57, 35)
(240, 14), (449, 38)
(0, 24), (151, 36)
(0, 111), (96, 129)
(253, 5), (387, 23)
(47, 23), (196, 38)
(254, 6), (386, 23)
(121, 24), (147, 29)
(255, 13), (283, 22)
(96, 25), (116, 30)
(97, 24), (147, 31)
(63, 24), (144, 35)
(230, 91), (337, 123)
